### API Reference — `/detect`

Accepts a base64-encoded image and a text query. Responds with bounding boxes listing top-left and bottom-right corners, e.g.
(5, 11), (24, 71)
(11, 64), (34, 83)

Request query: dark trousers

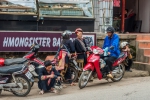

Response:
(38, 78), (56, 91)
(104, 56), (117, 72)
(65, 67), (72, 83)
(125, 59), (133, 70)
(77, 54), (87, 65)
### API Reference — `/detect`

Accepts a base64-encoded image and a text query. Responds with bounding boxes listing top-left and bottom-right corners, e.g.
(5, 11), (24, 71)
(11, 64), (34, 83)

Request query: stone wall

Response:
(0, 34), (137, 60)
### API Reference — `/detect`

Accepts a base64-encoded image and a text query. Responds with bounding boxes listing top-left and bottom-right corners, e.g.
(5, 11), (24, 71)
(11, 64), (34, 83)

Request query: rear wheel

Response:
(10, 75), (31, 97)
(111, 63), (125, 82)
(30, 82), (34, 87)
(63, 66), (78, 83)
(78, 70), (92, 89)
(69, 66), (78, 82)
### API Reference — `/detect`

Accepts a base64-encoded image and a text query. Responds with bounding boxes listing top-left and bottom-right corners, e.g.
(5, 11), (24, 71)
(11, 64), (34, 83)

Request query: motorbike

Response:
(0, 43), (80, 87)
(48, 44), (81, 82)
(0, 44), (44, 87)
(24, 44), (80, 85)
(0, 62), (32, 97)
(78, 46), (127, 89)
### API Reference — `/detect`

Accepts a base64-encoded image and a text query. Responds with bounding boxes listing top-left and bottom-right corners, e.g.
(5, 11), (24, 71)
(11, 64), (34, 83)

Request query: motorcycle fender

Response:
(83, 63), (94, 71)
(83, 62), (102, 80)
(93, 61), (102, 80)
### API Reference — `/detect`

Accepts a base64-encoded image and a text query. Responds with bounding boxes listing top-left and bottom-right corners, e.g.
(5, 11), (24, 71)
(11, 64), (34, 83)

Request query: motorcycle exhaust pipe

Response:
(0, 83), (23, 91)
(0, 83), (20, 88)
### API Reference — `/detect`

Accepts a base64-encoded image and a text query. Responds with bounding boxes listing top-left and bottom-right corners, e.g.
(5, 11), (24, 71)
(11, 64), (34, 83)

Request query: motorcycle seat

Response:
(4, 58), (27, 66)
(117, 52), (125, 59)
(0, 64), (23, 74)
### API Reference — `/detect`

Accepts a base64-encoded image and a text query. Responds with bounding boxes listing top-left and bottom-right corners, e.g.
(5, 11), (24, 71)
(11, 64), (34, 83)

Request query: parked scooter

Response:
(0, 43), (80, 87)
(0, 44), (44, 87)
(24, 44), (80, 86)
(47, 44), (81, 82)
(0, 62), (32, 97)
(78, 46), (127, 89)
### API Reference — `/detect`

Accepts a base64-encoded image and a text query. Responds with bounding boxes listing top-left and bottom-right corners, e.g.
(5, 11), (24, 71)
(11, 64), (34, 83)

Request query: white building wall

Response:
(93, 0), (100, 32)
(93, 0), (113, 33)
(139, 0), (150, 32)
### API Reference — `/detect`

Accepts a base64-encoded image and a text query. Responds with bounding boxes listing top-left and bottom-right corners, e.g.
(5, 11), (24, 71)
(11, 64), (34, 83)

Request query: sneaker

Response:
(107, 73), (113, 79)
(39, 90), (44, 95)
(126, 69), (132, 72)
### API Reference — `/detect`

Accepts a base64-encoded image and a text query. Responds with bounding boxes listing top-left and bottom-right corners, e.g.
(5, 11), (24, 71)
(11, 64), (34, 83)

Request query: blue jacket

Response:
(103, 33), (120, 58)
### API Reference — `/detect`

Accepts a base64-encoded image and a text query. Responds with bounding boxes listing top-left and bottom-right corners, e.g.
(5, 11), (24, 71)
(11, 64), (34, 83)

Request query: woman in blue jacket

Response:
(103, 26), (120, 79)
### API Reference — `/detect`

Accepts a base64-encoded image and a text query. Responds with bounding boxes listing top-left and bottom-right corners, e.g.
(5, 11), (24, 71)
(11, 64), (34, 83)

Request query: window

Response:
(38, 0), (94, 18)
(0, 0), (37, 15)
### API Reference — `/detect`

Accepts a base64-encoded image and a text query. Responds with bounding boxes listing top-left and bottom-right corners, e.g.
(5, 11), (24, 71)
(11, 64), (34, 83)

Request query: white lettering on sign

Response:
(53, 37), (60, 47)
(3, 37), (51, 47)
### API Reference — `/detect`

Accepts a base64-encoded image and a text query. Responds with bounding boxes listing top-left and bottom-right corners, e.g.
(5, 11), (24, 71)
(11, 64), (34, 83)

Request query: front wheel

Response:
(10, 75), (31, 97)
(111, 63), (125, 82)
(78, 70), (92, 89)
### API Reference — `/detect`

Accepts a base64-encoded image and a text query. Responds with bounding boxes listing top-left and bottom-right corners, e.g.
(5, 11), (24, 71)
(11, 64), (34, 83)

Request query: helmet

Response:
(62, 30), (72, 37)
(106, 26), (115, 33)
(75, 28), (83, 34)
(120, 42), (129, 48)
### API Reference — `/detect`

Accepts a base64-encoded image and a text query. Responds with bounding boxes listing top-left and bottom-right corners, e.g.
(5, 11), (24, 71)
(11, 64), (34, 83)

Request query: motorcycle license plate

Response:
(25, 71), (33, 79)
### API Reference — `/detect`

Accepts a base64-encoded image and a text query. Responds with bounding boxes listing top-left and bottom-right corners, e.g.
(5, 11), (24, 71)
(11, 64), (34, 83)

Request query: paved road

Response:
(1, 77), (150, 100)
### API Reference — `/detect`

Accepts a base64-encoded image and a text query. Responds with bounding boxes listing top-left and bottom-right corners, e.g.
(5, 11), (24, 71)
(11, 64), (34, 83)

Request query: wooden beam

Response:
(121, 0), (125, 32)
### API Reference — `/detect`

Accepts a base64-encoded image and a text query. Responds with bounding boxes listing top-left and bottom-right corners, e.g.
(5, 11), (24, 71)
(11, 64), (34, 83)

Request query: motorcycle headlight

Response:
(28, 64), (35, 72)
(93, 49), (99, 54)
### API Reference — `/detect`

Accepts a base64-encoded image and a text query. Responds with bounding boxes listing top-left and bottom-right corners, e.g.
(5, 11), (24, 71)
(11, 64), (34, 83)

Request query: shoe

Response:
(107, 73), (113, 79)
(39, 90), (44, 95)
(126, 69), (132, 72)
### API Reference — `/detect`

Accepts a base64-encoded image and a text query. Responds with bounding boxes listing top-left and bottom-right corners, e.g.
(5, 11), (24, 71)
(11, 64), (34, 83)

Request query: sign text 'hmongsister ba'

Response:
(3, 37), (75, 48)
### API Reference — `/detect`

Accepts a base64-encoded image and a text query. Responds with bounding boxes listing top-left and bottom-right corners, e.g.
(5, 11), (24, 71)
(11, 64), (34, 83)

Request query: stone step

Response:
(136, 48), (150, 63)
(136, 35), (150, 41)
(138, 41), (150, 48)
(132, 62), (150, 74)
(146, 55), (150, 63)
(144, 49), (150, 56)
(124, 69), (149, 78)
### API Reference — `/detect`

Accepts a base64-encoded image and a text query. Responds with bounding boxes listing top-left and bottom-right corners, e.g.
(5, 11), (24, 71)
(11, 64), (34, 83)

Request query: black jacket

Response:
(74, 38), (87, 53)
(38, 67), (60, 80)
(61, 39), (75, 53)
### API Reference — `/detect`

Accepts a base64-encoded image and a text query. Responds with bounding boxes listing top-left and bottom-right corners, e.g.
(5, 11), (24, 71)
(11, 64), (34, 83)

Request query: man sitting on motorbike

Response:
(38, 60), (61, 95)
(103, 26), (120, 79)
(120, 42), (133, 72)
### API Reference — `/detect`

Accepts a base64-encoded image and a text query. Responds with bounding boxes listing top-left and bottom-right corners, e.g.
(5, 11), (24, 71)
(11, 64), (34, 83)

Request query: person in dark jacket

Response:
(74, 28), (87, 65)
(38, 60), (61, 95)
(57, 30), (76, 86)
(103, 26), (120, 79)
